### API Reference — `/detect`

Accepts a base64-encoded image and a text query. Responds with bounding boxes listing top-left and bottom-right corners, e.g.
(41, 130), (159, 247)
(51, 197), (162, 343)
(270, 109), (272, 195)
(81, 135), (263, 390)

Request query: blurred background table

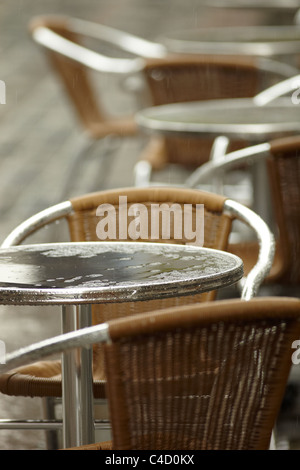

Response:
(136, 97), (300, 223)
(136, 97), (300, 143)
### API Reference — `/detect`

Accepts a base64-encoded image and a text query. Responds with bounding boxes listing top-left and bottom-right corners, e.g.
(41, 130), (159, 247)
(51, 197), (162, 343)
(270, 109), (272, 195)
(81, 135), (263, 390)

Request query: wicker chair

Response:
(187, 135), (300, 290)
(0, 187), (274, 440)
(2, 297), (300, 450)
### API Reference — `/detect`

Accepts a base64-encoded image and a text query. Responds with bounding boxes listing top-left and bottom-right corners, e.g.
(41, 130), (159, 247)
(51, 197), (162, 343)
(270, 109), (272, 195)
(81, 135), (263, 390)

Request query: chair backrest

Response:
(3, 297), (300, 449)
(186, 136), (300, 286)
(267, 136), (300, 284)
(29, 16), (140, 139)
(103, 297), (300, 450)
(140, 55), (296, 167)
(30, 16), (103, 134)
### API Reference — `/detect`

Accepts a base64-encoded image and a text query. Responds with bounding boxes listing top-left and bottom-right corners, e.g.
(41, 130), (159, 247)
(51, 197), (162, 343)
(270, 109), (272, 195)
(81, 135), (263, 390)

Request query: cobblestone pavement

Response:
(0, 0), (299, 450)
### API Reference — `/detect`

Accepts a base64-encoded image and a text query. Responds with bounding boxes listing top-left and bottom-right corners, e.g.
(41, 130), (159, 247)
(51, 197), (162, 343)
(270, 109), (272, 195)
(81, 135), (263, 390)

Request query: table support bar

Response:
(61, 304), (95, 448)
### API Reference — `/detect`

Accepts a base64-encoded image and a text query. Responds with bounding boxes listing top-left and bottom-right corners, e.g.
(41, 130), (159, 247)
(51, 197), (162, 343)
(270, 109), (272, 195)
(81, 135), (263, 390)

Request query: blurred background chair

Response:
(187, 135), (300, 296)
(0, 186), (274, 448)
(28, 15), (146, 193)
(2, 296), (300, 450)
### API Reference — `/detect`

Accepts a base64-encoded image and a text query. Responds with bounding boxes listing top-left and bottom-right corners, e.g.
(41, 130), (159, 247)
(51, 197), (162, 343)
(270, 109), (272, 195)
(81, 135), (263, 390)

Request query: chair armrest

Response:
(253, 74), (300, 105)
(62, 17), (167, 58)
(224, 199), (275, 300)
(1, 201), (73, 248)
(185, 142), (271, 188)
(0, 323), (110, 374)
(32, 26), (145, 74)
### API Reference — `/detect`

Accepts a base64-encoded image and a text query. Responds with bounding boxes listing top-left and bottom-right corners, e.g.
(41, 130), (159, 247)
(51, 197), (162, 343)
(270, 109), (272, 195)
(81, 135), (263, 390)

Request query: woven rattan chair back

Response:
(102, 297), (300, 450)
(29, 16), (138, 139)
(183, 135), (300, 289)
(267, 137), (300, 285)
(140, 55), (279, 169)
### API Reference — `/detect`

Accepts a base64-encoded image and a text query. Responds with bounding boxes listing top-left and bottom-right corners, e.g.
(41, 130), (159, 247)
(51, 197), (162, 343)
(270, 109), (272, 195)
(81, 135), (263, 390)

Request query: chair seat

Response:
(0, 360), (106, 398)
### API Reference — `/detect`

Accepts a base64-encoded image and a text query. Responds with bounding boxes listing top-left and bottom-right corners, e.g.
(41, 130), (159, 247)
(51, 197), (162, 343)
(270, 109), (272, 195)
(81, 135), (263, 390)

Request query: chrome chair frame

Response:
(185, 142), (272, 188)
(32, 15), (167, 64)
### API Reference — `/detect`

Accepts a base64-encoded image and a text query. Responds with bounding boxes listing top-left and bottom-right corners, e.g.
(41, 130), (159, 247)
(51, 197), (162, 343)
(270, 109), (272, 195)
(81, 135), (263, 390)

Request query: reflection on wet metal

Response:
(0, 242), (243, 304)
(136, 98), (300, 141)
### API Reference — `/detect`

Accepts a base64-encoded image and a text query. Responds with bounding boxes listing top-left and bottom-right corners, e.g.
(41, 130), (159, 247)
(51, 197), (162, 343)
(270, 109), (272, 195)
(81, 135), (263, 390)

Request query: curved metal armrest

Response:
(1, 201), (73, 248)
(185, 142), (271, 188)
(224, 199), (275, 301)
(32, 26), (146, 74)
(294, 8), (300, 25)
(65, 17), (167, 59)
(256, 57), (300, 80)
(253, 73), (300, 106)
(0, 323), (110, 374)
(184, 143), (275, 299)
(134, 160), (153, 187)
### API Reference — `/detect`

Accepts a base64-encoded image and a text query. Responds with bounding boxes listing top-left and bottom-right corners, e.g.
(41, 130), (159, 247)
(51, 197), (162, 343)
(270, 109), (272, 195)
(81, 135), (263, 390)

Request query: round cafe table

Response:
(135, 97), (300, 142)
(0, 241), (243, 448)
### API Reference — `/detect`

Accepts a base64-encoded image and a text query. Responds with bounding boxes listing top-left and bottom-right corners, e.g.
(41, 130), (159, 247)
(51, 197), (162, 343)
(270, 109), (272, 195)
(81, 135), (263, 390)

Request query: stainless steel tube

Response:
(61, 304), (95, 448)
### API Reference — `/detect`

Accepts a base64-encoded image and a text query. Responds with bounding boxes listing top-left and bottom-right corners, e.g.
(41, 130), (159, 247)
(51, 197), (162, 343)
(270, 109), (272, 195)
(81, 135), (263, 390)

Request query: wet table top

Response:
(136, 98), (300, 141)
(0, 241), (243, 305)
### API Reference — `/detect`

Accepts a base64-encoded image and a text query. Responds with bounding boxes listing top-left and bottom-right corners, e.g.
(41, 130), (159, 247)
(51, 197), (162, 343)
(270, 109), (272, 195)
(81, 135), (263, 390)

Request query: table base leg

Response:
(61, 304), (95, 448)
